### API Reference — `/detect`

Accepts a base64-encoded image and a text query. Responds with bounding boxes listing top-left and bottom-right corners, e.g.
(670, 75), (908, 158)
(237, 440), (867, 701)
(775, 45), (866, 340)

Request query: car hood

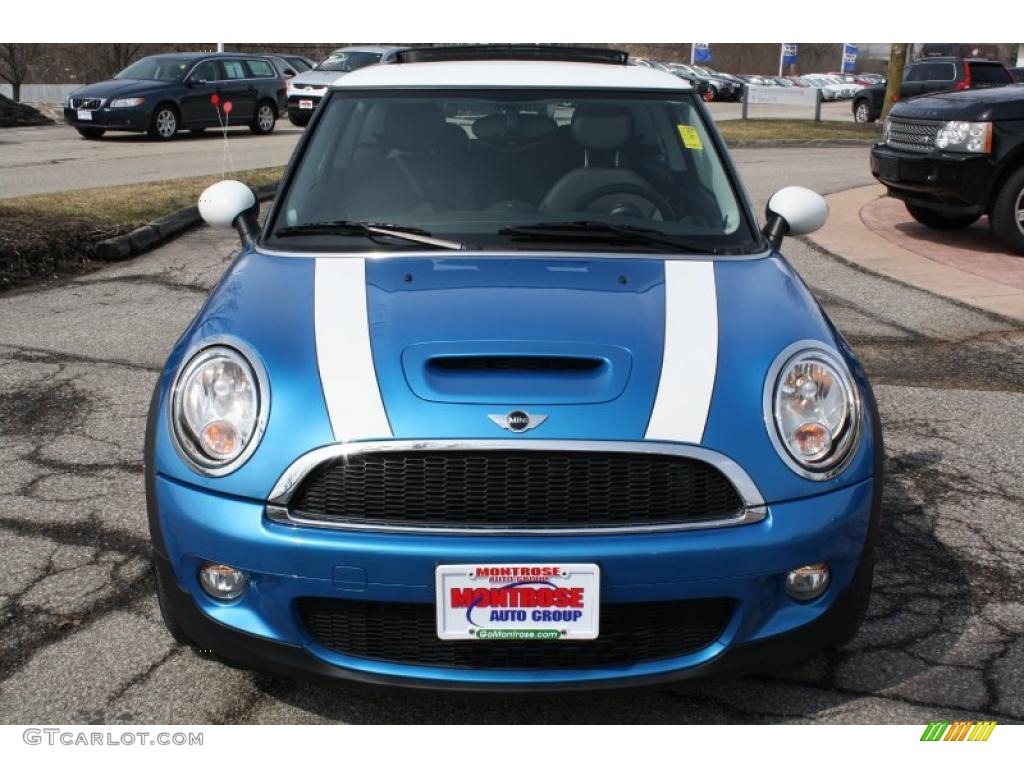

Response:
(154, 250), (877, 506)
(70, 79), (170, 99)
(894, 85), (1024, 121)
(289, 69), (347, 88)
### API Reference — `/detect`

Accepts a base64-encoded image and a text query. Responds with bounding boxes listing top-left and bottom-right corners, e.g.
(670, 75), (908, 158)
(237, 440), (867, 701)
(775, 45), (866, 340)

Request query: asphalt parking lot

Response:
(1, 146), (1022, 724)
(0, 99), (856, 198)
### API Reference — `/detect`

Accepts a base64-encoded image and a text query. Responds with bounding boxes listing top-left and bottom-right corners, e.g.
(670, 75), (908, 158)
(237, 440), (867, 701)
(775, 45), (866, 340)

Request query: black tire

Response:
(990, 165), (1024, 255)
(154, 554), (192, 646)
(76, 127), (105, 139)
(905, 202), (980, 229)
(853, 99), (873, 123)
(288, 111), (310, 127)
(147, 104), (179, 140)
(250, 101), (276, 135)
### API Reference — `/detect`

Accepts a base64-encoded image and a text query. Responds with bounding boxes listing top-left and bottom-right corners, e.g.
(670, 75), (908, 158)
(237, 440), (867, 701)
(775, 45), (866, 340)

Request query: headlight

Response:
(935, 121), (991, 153)
(765, 344), (861, 479)
(171, 345), (267, 475)
(109, 97), (145, 108)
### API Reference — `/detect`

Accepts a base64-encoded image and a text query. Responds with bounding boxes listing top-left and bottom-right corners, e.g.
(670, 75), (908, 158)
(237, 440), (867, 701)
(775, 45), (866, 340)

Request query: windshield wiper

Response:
(497, 221), (716, 254)
(274, 220), (467, 251)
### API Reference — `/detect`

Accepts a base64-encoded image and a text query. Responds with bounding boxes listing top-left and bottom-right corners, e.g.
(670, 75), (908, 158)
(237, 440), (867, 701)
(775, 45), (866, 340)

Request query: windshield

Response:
(115, 57), (190, 82)
(268, 89), (757, 254)
(315, 51), (383, 72)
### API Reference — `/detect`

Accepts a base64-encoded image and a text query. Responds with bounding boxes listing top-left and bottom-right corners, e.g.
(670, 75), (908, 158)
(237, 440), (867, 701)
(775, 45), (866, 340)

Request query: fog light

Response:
(785, 563), (830, 601)
(199, 562), (247, 601)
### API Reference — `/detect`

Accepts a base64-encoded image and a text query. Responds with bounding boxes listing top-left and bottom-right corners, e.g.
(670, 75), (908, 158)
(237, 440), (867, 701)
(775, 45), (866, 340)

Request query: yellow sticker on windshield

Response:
(677, 124), (704, 150)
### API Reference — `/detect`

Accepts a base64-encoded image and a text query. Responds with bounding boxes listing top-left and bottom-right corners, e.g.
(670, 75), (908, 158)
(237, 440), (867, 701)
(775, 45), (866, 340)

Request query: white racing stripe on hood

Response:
(315, 258), (393, 441)
(644, 261), (718, 444)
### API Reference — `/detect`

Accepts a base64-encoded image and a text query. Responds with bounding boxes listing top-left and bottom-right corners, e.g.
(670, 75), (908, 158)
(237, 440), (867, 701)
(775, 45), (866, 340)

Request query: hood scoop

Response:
(402, 342), (632, 405)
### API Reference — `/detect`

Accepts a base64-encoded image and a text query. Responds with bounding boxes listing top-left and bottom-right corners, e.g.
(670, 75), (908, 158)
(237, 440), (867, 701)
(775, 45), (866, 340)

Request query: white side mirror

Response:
(764, 186), (829, 248)
(198, 180), (259, 245)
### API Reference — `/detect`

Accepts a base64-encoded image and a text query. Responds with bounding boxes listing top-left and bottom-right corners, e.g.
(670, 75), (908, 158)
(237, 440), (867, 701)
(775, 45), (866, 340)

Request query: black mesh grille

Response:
(886, 117), (940, 153)
(299, 598), (735, 669)
(70, 97), (103, 110)
(289, 450), (745, 529)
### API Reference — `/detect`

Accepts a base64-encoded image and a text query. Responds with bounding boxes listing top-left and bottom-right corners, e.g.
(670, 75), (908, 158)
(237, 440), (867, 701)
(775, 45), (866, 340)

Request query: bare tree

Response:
(881, 43), (910, 120)
(0, 43), (43, 102)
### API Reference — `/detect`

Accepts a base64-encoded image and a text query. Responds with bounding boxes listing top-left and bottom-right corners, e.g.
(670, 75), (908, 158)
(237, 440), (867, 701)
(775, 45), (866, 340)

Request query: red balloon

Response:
(210, 93), (220, 105)
(223, 101), (233, 114)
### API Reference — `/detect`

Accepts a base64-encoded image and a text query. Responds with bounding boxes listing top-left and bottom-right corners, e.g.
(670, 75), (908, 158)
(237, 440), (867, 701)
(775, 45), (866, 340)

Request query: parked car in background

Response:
(852, 57), (1013, 123)
(871, 84), (1024, 253)
(798, 76), (843, 101)
(1009, 67), (1024, 83)
(665, 63), (716, 100)
(687, 64), (742, 101)
(272, 54), (315, 73)
(154, 45), (882, 690)
(287, 46), (407, 126)
(64, 52), (286, 140)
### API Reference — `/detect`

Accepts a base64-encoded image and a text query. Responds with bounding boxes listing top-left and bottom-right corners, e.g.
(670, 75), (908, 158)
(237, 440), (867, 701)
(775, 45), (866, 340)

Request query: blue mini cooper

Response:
(147, 46), (883, 690)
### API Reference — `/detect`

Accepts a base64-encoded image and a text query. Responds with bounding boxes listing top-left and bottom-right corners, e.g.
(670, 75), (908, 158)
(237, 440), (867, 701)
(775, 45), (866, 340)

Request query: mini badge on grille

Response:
(488, 410), (547, 433)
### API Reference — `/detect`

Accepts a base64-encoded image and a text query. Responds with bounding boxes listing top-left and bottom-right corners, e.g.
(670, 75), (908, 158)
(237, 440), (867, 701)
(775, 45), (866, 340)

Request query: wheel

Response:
(148, 105), (178, 140)
(154, 554), (192, 646)
(250, 101), (276, 135)
(905, 202), (980, 229)
(288, 111), (310, 127)
(702, 86), (716, 102)
(76, 127), (105, 139)
(853, 100), (873, 123)
(990, 165), (1024, 255)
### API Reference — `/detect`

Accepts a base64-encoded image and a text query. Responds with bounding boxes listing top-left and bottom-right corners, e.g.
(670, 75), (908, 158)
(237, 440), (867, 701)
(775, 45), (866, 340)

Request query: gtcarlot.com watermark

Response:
(23, 728), (203, 746)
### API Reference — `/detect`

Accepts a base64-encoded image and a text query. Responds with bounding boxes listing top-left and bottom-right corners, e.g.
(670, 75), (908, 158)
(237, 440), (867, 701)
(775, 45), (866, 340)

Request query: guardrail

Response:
(742, 85), (823, 121)
(0, 84), (78, 103)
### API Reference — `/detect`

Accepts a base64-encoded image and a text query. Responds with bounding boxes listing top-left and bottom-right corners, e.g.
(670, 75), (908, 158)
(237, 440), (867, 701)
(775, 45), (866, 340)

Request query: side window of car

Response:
(246, 59), (275, 78)
(222, 60), (248, 80)
(923, 62), (955, 82)
(903, 65), (923, 82)
(191, 60), (220, 82)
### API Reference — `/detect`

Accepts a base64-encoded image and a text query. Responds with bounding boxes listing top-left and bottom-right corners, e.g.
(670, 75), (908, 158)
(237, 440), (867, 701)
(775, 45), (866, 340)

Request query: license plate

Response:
(77, 110), (93, 121)
(436, 563), (600, 641)
(299, 100), (313, 110)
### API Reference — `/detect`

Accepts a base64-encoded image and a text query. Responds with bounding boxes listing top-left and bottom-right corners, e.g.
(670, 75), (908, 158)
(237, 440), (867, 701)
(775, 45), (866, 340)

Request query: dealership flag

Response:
(779, 43), (798, 76)
(692, 43), (712, 64)
(842, 43), (858, 73)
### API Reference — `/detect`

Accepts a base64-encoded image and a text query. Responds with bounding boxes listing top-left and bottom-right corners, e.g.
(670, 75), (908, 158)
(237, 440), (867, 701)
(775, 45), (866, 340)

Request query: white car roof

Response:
(330, 60), (693, 91)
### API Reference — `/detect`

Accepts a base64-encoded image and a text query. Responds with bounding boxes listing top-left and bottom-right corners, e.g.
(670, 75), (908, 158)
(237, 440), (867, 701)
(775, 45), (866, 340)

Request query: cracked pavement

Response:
(0, 146), (1022, 724)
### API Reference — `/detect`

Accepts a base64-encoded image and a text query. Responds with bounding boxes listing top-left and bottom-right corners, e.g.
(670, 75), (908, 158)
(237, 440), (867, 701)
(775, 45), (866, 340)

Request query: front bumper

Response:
(286, 93), (323, 117)
(63, 106), (150, 132)
(870, 144), (998, 214)
(151, 467), (879, 690)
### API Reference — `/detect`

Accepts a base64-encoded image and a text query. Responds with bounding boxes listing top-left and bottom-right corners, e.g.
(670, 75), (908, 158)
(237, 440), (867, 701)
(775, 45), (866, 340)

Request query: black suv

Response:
(852, 58), (1012, 123)
(870, 84), (1024, 253)
(64, 52), (287, 140)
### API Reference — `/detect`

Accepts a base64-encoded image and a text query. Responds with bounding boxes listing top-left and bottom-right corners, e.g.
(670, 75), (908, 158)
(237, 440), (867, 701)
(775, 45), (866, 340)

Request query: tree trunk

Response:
(881, 43), (910, 120)
(11, 82), (20, 102)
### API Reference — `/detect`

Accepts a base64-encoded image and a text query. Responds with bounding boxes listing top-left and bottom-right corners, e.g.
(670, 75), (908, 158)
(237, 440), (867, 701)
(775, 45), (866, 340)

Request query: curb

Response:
(94, 182), (278, 262)
(806, 184), (1024, 325)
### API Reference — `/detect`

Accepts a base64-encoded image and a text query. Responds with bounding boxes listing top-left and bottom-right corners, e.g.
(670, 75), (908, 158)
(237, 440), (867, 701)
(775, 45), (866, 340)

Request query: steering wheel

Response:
(571, 183), (676, 221)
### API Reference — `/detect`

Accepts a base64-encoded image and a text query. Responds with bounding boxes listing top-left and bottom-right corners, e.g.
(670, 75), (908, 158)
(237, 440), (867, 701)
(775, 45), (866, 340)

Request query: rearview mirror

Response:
(763, 186), (829, 249)
(198, 180), (260, 246)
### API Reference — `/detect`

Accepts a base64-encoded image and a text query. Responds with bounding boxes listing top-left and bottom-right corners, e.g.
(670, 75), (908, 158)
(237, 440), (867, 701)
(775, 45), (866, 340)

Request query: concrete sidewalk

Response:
(808, 185), (1024, 323)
